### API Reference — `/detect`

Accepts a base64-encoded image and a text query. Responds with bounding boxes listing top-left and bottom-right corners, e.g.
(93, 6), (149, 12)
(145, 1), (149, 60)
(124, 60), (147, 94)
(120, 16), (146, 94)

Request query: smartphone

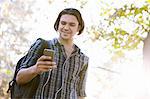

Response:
(43, 49), (55, 61)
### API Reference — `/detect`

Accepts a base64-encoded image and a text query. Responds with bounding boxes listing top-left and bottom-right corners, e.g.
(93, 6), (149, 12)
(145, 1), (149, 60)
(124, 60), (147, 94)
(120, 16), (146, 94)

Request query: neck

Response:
(58, 37), (74, 47)
(58, 37), (74, 57)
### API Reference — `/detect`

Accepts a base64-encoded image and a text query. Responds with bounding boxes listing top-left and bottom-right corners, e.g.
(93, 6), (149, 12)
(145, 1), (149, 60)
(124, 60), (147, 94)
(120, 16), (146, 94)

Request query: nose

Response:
(63, 24), (70, 30)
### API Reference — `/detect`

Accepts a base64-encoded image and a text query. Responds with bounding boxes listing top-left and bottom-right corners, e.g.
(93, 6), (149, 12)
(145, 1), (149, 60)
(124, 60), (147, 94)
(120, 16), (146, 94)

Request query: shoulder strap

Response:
(35, 37), (48, 50)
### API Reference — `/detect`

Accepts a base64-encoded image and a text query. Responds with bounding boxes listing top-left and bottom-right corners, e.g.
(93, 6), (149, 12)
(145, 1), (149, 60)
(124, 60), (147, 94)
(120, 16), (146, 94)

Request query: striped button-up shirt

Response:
(20, 38), (89, 99)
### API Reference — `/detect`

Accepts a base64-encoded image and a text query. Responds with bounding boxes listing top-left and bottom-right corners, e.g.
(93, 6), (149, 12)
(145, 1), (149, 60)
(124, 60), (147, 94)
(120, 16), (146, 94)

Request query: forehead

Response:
(60, 14), (78, 23)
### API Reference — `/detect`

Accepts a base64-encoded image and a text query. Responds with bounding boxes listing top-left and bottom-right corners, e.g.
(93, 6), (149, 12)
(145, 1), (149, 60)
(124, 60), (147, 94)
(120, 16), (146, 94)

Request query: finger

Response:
(39, 68), (51, 72)
(37, 61), (57, 68)
(38, 55), (52, 61)
(37, 61), (56, 66)
(38, 65), (57, 70)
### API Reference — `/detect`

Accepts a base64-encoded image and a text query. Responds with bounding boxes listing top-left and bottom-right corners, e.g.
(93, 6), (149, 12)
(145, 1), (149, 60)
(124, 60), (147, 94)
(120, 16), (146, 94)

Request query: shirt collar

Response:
(52, 38), (81, 54)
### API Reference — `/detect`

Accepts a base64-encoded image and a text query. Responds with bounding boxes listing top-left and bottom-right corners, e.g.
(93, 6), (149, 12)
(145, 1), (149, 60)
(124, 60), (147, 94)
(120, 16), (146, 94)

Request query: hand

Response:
(78, 97), (85, 99)
(34, 55), (57, 74)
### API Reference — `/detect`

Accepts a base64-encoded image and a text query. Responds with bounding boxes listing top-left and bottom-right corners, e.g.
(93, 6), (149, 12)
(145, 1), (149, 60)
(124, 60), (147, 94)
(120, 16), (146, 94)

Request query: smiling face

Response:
(57, 14), (80, 40)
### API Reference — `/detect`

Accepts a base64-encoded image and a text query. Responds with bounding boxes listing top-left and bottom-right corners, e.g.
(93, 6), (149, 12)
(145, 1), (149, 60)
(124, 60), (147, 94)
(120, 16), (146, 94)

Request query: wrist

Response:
(31, 65), (40, 76)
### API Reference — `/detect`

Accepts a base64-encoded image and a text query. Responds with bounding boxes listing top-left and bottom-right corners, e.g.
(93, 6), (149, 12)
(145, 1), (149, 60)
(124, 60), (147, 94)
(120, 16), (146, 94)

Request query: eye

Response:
(69, 23), (76, 27)
(60, 21), (66, 25)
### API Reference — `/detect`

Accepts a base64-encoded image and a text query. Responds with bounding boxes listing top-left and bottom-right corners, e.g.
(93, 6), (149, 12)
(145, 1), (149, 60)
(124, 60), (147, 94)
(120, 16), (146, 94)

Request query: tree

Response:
(87, 0), (150, 63)
(0, 0), (37, 98)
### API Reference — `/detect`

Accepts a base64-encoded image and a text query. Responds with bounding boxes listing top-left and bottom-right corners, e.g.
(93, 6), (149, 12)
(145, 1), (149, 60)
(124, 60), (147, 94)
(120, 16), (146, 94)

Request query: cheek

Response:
(57, 25), (62, 31)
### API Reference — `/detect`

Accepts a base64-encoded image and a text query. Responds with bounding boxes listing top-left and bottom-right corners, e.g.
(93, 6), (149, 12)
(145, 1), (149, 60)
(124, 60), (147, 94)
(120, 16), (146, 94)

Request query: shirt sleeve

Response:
(77, 57), (89, 97)
(18, 38), (47, 71)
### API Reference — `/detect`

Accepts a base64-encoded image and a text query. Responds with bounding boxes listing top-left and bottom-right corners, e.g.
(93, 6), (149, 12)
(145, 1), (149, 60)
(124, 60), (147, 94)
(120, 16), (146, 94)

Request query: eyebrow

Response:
(60, 21), (77, 25)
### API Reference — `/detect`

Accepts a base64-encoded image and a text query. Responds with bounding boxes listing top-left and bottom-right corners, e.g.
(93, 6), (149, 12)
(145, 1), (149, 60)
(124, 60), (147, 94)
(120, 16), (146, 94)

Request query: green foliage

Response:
(85, 1), (150, 65)
(88, 1), (150, 50)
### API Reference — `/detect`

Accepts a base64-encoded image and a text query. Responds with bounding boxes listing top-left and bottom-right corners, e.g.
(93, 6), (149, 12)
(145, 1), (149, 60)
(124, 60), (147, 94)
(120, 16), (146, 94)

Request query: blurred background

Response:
(0, 0), (150, 99)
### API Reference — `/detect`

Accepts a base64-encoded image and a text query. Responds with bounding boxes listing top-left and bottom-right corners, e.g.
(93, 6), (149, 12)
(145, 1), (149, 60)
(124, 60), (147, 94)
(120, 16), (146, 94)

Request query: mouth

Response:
(62, 31), (71, 35)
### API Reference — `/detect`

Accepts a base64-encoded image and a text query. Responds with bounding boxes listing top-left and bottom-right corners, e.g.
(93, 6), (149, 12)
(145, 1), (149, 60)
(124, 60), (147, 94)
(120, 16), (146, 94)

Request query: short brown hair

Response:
(54, 8), (84, 35)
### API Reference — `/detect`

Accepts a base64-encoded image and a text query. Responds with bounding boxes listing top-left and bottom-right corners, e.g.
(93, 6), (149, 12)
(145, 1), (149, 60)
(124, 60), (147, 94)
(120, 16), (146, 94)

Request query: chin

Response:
(62, 37), (70, 40)
(61, 35), (70, 39)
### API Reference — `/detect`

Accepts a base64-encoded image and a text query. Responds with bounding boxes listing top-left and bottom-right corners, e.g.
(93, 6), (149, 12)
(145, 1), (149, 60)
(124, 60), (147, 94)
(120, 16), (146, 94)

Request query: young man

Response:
(16, 8), (89, 99)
